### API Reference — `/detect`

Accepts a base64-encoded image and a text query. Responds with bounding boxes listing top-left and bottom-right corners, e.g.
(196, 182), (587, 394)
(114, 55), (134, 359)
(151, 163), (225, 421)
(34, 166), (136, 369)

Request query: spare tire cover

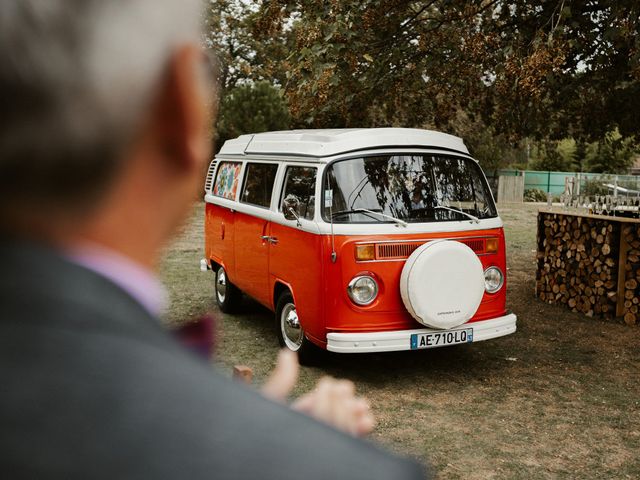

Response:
(400, 240), (484, 329)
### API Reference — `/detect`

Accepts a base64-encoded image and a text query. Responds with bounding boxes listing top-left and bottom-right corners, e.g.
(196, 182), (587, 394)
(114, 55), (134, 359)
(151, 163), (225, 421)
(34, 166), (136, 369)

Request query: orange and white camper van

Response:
(202, 128), (516, 360)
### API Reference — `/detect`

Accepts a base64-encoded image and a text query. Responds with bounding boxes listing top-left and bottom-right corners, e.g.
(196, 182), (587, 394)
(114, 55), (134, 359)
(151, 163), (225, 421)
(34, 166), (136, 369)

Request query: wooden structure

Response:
(497, 175), (525, 203)
(536, 209), (640, 325)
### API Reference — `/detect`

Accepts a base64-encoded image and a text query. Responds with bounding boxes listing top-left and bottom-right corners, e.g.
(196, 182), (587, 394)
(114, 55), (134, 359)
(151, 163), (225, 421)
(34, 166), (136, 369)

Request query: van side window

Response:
(240, 163), (279, 208)
(281, 166), (317, 220)
(213, 161), (242, 200)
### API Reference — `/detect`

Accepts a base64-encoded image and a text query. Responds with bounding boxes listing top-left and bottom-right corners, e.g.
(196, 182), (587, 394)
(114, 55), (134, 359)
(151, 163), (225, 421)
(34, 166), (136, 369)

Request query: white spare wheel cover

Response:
(400, 240), (484, 329)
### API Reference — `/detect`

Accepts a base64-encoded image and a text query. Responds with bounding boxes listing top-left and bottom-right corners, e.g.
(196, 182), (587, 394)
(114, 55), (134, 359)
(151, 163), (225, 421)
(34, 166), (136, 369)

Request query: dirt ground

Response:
(161, 202), (640, 479)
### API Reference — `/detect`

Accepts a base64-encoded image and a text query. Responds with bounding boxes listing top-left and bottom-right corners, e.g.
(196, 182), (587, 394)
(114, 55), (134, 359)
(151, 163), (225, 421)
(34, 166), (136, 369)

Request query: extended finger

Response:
(261, 349), (299, 402)
(332, 381), (357, 433)
(291, 392), (315, 413)
(352, 398), (375, 436)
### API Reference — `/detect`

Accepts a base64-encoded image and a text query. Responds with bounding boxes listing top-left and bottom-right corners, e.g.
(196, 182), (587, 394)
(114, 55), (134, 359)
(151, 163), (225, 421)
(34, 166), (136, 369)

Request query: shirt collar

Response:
(66, 243), (167, 317)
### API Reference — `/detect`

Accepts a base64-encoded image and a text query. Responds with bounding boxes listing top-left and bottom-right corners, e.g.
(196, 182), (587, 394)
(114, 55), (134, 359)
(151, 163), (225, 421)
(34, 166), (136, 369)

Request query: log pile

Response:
(619, 224), (640, 325)
(536, 210), (640, 325)
(536, 212), (619, 318)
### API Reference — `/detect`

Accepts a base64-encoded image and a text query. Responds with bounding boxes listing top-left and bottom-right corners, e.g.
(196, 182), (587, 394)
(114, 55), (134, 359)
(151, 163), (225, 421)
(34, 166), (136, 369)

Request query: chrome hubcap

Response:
(281, 303), (303, 351)
(216, 268), (227, 303)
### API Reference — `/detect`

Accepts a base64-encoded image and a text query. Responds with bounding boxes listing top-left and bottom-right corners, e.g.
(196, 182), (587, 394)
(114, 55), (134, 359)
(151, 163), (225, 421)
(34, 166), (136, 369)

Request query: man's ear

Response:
(154, 45), (214, 172)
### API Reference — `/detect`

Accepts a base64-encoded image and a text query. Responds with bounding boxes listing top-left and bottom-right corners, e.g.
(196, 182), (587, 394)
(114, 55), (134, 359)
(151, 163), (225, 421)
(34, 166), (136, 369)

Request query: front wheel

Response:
(275, 292), (321, 365)
(215, 265), (241, 313)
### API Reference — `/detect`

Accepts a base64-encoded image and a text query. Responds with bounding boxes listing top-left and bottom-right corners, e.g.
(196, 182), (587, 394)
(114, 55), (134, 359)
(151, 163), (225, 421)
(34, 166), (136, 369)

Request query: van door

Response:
(233, 162), (279, 307)
(269, 165), (325, 343)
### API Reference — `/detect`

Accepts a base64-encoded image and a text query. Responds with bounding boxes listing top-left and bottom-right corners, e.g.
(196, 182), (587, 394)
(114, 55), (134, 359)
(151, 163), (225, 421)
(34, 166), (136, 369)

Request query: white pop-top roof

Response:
(218, 128), (469, 158)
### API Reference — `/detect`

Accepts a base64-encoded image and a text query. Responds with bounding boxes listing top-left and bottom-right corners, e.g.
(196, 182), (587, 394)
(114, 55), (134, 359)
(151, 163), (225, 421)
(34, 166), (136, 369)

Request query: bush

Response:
(582, 177), (610, 197)
(524, 188), (548, 202)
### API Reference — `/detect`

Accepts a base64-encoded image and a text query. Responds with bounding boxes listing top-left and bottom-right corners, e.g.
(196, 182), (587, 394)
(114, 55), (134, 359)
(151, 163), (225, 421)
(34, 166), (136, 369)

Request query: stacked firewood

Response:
(620, 224), (640, 325)
(536, 212), (619, 318)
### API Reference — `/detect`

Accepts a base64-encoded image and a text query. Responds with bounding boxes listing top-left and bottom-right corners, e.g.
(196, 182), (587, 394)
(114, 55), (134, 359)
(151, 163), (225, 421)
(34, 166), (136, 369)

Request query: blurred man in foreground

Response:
(0, 1), (425, 478)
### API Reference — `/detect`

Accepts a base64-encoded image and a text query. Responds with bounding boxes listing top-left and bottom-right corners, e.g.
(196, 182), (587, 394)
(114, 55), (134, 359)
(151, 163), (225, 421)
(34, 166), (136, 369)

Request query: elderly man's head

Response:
(0, 1), (213, 249)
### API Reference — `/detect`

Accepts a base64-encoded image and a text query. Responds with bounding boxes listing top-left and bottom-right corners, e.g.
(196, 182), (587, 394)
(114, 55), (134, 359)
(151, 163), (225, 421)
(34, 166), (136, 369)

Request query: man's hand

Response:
(261, 350), (375, 437)
(261, 349), (300, 401)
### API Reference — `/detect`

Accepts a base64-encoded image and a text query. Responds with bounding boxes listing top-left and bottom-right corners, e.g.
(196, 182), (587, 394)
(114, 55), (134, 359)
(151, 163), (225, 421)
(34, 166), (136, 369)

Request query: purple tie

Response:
(171, 313), (217, 359)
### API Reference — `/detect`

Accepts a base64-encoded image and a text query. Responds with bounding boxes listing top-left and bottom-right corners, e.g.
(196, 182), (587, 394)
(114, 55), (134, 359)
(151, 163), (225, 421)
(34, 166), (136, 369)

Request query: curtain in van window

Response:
(213, 161), (242, 200)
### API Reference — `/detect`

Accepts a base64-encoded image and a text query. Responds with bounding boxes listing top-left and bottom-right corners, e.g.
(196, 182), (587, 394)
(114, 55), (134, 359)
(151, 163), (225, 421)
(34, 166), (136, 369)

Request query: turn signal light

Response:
(486, 237), (499, 254)
(355, 244), (375, 261)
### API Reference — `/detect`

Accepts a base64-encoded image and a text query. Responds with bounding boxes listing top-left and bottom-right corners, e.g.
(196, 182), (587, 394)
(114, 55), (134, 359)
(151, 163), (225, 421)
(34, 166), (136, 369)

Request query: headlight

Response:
(484, 266), (504, 293)
(347, 275), (379, 305)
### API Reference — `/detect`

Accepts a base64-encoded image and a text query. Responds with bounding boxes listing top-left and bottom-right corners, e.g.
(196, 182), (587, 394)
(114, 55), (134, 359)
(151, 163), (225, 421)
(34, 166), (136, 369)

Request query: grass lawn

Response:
(161, 201), (640, 479)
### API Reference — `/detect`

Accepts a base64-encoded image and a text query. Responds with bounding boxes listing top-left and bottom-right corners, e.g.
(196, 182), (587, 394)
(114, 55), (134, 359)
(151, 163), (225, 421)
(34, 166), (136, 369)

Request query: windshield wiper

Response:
(332, 208), (408, 227)
(433, 205), (480, 224)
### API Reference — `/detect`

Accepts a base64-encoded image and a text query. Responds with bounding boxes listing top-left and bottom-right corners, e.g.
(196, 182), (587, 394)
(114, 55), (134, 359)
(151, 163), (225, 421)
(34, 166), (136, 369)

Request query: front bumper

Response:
(326, 313), (517, 353)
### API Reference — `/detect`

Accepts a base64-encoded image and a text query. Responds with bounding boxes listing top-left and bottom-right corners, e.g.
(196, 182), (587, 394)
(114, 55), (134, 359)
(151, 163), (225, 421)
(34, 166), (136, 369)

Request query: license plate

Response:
(410, 328), (473, 350)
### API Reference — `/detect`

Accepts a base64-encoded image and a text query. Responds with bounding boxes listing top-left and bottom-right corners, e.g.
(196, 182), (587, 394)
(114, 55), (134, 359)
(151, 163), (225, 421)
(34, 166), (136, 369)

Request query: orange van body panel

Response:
(205, 203), (235, 276)
(268, 220), (326, 344)
(206, 199), (507, 350)
(321, 228), (507, 339)
(233, 212), (272, 306)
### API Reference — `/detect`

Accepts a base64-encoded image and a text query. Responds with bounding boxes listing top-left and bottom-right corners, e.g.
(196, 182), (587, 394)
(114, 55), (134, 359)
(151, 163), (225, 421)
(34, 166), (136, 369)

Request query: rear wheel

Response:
(275, 292), (322, 365)
(215, 265), (241, 313)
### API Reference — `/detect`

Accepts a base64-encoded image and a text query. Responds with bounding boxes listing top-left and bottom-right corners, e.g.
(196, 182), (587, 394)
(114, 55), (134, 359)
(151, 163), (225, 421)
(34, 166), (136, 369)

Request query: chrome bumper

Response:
(326, 313), (517, 353)
(200, 258), (210, 272)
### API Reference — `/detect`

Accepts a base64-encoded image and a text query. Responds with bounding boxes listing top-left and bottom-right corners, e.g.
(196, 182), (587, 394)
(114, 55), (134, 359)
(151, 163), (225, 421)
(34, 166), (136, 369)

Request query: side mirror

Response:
(283, 195), (302, 226)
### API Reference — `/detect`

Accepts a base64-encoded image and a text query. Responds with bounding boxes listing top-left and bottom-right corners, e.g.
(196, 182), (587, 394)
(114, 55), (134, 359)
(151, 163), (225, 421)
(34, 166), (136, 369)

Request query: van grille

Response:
(460, 238), (485, 253)
(376, 243), (422, 259)
(374, 238), (486, 260)
(204, 160), (217, 193)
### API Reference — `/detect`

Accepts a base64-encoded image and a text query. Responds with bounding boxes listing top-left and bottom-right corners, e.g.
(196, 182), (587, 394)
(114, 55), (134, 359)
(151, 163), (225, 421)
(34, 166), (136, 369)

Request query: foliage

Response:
(204, 1), (292, 92)
(524, 188), (548, 203)
(447, 110), (525, 173)
(526, 132), (637, 174)
(204, 1), (640, 172)
(584, 129), (638, 173)
(556, 139), (578, 170)
(582, 177), (611, 197)
(244, 1), (640, 140)
(529, 140), (573, 172)
(215, 82), (290, 151)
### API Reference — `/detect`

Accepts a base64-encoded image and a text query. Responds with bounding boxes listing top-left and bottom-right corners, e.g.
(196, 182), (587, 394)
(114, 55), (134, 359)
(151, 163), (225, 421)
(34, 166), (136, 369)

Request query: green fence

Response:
(491, 170), (640, 195)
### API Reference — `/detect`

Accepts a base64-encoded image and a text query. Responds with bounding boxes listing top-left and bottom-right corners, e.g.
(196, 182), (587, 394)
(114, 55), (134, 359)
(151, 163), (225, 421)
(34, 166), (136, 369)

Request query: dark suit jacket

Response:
(0, 241), (426, 479)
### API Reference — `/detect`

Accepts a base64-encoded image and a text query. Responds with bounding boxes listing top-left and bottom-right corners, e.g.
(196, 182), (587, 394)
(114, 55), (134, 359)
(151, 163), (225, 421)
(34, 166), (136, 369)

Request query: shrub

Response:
(524, 188), (548, 202)
(582, 177), (610, 197)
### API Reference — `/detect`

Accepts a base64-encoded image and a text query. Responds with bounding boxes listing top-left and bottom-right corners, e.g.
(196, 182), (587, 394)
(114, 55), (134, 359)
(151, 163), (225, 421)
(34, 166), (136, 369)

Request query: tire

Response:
(214, 265), (241, 313)
(275, 292), (322, 365)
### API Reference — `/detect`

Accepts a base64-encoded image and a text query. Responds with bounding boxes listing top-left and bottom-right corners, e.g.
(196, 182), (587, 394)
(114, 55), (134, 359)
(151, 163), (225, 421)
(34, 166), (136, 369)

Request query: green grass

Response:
(161, 201), (640, 479)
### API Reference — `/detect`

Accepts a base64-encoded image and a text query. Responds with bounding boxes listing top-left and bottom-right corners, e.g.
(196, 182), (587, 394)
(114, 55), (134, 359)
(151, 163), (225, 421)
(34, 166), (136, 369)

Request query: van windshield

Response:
(323, 154), (497, 224)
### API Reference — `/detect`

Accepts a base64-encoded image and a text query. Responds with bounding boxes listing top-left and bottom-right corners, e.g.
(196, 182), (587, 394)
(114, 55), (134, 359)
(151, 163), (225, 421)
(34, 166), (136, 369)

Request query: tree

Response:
(530, 140), (573, 172)
(204, 1), (292, 92)
(244, 1), (639, 141)
(447, 109), (524, 174)
(215, 81), (291, 150)
(204, 0), (640, 173)
(584, 129), (638, 174)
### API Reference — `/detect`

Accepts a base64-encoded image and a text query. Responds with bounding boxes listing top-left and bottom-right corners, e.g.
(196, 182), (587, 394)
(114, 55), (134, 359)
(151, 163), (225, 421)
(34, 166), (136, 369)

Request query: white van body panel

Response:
(219, 128), (470, 158)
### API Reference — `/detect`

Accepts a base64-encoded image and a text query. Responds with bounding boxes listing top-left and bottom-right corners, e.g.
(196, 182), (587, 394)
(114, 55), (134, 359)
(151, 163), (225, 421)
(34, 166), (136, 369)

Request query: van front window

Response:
(323, 155), (497, 223)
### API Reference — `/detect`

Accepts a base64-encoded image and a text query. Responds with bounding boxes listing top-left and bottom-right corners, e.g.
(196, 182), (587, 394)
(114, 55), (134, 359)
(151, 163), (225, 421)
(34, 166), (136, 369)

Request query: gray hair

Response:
(0, 0), (202, 218)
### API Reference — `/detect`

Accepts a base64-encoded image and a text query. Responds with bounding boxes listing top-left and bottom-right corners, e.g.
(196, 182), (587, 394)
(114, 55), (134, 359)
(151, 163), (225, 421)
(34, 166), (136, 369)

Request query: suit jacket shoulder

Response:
(0, 241), (426, 479)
